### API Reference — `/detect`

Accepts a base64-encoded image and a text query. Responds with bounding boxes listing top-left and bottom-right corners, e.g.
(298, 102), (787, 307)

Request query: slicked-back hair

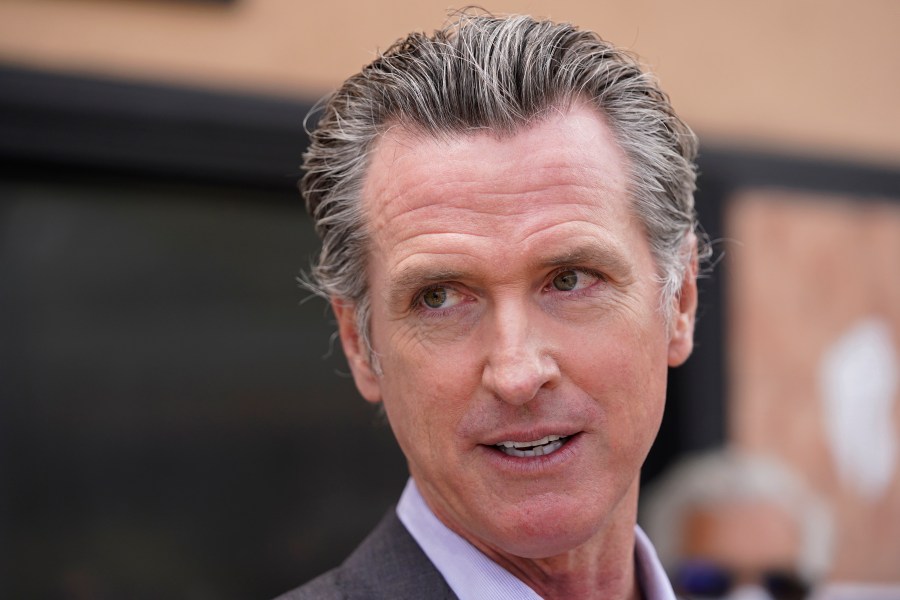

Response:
(301, 12), (705, 360)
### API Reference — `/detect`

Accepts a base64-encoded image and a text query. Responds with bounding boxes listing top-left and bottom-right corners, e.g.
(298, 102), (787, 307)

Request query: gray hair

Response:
(640, 449), (834, 582)
(301, 11), (706, 356)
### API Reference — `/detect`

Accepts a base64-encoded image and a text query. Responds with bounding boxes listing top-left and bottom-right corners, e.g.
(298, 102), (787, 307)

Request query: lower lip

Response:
(479, 433), (582, 474)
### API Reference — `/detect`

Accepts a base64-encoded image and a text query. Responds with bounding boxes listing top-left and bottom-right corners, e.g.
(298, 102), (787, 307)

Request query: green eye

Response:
(552, 270), (579, 291)
(422, 287), (448, 308)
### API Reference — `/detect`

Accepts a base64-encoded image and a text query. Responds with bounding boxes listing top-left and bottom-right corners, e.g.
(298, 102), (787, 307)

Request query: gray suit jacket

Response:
(275, 509), (457, 599)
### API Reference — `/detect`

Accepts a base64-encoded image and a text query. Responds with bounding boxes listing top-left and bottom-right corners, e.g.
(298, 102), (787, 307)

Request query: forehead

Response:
(362, 105), (632, 233)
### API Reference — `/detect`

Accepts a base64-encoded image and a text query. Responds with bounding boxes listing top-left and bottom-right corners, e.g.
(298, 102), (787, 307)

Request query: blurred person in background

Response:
(641, 449), (833, 600)
(278, 9), (703, 600)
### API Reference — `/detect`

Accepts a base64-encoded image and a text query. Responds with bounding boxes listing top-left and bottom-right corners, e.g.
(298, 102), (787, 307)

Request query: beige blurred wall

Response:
(1, 0), (899, 167)
(728, 190), (900, 582)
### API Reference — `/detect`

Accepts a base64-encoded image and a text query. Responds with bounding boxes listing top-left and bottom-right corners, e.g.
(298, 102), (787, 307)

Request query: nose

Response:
(481, 302), (560, 405)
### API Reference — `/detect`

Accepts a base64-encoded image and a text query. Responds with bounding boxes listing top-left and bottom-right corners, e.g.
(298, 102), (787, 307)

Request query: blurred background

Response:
(1, 0), (898, 597)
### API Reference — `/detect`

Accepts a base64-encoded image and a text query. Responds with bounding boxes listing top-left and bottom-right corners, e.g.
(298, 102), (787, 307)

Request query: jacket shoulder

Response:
(273, 568), (344, 599)
(273, 509), (456, 600)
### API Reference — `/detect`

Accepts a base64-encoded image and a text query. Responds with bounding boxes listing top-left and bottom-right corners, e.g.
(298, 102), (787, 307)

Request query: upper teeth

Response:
(497, 434), (565, 449)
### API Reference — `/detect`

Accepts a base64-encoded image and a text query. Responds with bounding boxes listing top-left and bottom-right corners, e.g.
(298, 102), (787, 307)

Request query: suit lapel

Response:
(339, 508), (458, 599)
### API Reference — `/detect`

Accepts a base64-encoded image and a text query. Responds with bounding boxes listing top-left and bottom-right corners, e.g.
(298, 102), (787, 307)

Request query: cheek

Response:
(569, 324), (669, 442)
(377, 337), (479, 452)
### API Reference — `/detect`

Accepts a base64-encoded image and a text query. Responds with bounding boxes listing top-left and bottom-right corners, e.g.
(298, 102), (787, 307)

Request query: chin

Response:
(494, 523), (600, 560)
(483, 498), (606, 559)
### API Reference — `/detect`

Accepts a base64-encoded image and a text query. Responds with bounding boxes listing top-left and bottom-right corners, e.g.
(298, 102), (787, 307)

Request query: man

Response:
(641, 450), (834, 600)
(280, 12), (703, 600)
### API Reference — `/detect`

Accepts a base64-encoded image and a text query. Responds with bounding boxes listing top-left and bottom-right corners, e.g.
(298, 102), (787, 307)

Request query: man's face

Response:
(334, 104), (697, 560)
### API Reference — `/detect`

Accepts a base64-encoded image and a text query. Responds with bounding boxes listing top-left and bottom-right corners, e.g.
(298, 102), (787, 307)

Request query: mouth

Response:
(494, 434), (570, 458)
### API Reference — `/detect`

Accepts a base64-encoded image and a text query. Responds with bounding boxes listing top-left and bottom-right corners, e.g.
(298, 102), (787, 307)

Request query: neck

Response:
(472, 481), (644, 600)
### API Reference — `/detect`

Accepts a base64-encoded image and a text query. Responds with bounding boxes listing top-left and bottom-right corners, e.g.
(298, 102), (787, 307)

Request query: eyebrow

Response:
(536, 244), (633, 278)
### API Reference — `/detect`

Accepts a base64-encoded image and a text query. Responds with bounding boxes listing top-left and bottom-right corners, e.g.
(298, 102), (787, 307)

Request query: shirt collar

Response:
(397, 478), (677, 600)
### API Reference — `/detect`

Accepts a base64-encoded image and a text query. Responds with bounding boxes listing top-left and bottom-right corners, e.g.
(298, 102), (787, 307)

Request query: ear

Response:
(332, 299), (383, 404)
(667, 238), (699, 367)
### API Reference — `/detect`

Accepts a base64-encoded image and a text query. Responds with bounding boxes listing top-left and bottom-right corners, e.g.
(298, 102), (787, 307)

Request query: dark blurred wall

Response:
(0, 68), (416, 598)
(0, 174), (411, 598)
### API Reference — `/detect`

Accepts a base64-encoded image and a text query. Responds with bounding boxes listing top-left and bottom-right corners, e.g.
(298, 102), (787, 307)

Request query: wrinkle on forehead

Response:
(362, 104), (631, 236)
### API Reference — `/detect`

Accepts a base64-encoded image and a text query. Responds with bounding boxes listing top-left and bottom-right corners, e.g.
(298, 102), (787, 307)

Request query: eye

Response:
(550, 269), (599, 292)
(418, 286), (464, 310)
(422, 287), (447, 308)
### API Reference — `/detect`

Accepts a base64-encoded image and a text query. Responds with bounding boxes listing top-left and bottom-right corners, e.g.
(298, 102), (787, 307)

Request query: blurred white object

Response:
(723, 584), (777, 600)
(811, 582), (900, 600)
(820, 317), (899, 501)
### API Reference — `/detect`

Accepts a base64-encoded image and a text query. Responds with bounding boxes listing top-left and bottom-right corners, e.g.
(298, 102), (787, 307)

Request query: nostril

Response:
(482, 352), (560, 405)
